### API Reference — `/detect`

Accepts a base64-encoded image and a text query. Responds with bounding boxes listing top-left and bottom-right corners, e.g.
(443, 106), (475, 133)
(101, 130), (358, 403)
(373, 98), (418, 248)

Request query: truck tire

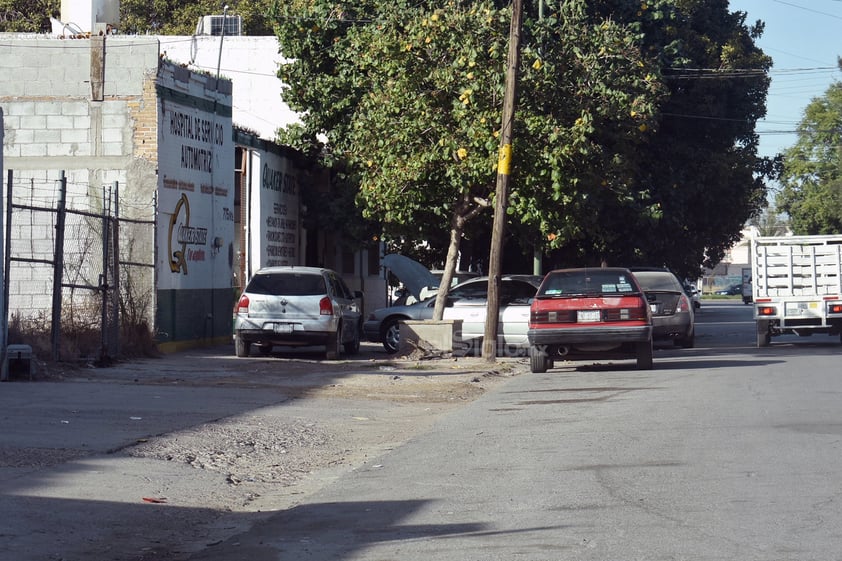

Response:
(756, 320), (771, 347)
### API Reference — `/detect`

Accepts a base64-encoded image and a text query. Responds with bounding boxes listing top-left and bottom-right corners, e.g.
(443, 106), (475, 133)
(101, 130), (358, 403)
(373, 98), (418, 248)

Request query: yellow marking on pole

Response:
(498, 144), (512, 176)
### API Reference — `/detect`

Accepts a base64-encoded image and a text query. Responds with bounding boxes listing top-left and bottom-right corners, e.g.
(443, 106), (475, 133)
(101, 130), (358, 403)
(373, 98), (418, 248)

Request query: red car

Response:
(527, 267), (654, 372)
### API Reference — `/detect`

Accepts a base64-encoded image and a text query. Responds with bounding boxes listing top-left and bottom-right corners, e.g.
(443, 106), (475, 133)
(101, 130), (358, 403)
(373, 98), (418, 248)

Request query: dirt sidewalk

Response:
(3, 343), (528, 560)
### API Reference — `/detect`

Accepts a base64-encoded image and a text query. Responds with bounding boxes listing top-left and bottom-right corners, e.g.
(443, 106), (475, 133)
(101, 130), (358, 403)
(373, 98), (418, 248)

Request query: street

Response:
(3, 300), (842, 560)
(188, 301), (842, 560)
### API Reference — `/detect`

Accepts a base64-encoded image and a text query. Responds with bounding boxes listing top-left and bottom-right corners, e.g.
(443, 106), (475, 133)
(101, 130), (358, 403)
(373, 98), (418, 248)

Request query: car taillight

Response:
(757, 305), (776, 316)
(677, 294), (690, 313)
(828, 303), (842, 314)
(319, 296), (334, 316)
(626, 297), (649, 321)
(236, 294), (249, 314)
(621, 305), (648, 321)
(530, 310), (549, 324)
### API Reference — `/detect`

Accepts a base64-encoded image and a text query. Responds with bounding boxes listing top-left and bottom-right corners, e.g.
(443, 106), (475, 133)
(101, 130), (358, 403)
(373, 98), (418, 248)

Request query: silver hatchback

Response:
(233, 267), (363, 359)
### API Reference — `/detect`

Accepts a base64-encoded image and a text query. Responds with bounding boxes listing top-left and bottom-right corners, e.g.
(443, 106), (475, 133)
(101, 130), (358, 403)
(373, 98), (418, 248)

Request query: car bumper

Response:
(528, 325), (652, 346)
(234, 316), (339, 347)
(235, 328), (332, 347)
(651, 316), (692, 340)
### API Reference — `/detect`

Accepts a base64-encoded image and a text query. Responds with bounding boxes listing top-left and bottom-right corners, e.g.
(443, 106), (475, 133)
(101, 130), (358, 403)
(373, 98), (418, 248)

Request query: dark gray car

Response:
(631, 268), (695, 348)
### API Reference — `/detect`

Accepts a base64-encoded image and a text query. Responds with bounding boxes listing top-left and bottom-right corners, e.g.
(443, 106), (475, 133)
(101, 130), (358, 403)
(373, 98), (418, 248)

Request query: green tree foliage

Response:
(272, 1), (663, 275)
(1, 0), (273, 34)
(272, 0), (770, 282)
(0, 0), (58, 32)
(119, 0), (274, 35)
(776, 81), (842, 235)
(565, 0), (772, 278)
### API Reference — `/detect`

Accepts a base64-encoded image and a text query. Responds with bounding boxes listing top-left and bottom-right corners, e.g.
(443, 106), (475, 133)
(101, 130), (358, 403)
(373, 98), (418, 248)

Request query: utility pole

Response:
(483, 0), (524, 361)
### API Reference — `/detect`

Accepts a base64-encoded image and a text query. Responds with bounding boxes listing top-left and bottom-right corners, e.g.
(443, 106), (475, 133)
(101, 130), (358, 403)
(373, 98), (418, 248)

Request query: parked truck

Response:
(752, 235), (842, 347)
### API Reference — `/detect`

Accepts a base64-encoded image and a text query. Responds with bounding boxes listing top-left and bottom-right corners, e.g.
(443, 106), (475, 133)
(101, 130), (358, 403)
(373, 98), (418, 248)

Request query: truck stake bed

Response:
(751, 235), (842, 347)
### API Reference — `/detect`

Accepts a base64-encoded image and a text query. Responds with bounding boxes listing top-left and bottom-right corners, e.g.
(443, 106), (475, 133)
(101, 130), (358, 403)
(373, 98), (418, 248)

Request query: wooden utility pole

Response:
(483, 0), (524, 361)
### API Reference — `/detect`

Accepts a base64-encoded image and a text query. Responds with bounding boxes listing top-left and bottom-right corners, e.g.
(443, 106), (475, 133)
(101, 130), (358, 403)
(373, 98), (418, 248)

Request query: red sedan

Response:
(527, 267), (654, 372)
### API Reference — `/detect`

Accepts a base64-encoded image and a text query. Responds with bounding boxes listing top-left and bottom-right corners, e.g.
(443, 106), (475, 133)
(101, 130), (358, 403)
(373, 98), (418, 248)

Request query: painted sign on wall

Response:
(156, 79), (234, 290)
(249, 149), (300, 272)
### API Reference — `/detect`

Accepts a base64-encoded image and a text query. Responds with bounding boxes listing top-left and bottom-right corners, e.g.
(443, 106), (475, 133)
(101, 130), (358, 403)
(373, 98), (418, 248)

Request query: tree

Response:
(552, 0), (773, 280)
(1, 0), (274, 35)
(776, 81), (842, 235)
(272, 0), (664, 321)
(748, 205), (789, 237)
(119, 0), (274, 35)
(272, 0), (771, 287)
(0, 0), (58, 32)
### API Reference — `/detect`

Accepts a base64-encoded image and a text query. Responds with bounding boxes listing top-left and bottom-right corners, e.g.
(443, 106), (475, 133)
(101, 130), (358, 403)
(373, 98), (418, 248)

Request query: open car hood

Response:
(383, 254), (439, 301)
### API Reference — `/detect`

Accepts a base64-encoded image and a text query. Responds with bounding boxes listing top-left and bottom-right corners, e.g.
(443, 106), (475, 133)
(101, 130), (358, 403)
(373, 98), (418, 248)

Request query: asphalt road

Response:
(4, 299), (842, 560)
(189, 300), (842, 560)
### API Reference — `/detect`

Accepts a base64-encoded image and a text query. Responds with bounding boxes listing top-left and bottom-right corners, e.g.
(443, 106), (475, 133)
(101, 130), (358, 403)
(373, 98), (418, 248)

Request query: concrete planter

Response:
(398, 319), (463, 356)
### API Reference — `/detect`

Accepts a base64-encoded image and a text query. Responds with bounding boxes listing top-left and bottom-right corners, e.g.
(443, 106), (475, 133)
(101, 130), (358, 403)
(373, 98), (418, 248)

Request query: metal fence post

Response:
(51, 172), (67, 362)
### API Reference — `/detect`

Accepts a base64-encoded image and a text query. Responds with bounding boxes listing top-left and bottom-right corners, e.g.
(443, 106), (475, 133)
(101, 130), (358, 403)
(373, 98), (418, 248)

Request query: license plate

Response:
(273, 323), (293, 334)
(577, 310), (601, 323)
(785, 302), (818, 316)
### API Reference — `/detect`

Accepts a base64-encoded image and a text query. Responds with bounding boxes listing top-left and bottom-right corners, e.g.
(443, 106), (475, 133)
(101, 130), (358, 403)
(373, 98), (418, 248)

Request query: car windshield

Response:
(634, 272), (682, 292)
(246, 273), (326, 296)
(539, 270), (637, 296)
(448, 280), (488, 300)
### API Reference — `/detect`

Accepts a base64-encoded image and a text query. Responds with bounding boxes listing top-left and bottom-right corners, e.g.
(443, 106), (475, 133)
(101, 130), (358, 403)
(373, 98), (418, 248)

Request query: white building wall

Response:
(160, 36), (300, 141)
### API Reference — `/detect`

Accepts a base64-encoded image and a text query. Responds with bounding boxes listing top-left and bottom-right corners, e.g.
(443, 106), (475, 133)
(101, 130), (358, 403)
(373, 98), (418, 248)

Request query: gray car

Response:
(363, 275), (543, 354)
(233, 266), (363, 359)
(631, 268), (695, 348)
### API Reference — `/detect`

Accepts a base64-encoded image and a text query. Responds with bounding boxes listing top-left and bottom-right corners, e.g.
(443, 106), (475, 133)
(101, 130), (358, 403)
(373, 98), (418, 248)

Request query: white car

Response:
(233, 267), (363, 359)
(363, 274), (543, 354)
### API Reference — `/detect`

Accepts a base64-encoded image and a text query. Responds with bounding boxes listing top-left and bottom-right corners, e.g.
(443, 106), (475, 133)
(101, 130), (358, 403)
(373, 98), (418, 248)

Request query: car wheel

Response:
(757, 320), (771, 347)
(325, 327), (342, 360)
(636, 340), (653, 370)
(235, 336), (250, 358)
(344, 323), (361, 355)
(382, 318), (401, 354)
(529, 346), (549, 373)
(257, 344), (273, 355)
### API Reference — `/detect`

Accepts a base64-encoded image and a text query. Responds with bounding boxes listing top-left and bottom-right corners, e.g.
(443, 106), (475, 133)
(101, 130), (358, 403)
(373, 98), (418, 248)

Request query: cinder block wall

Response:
(1, 35), (161, 317)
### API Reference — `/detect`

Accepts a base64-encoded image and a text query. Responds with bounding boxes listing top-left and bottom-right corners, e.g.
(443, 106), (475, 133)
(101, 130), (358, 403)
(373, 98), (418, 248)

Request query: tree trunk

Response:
(432, 213), (464, 321)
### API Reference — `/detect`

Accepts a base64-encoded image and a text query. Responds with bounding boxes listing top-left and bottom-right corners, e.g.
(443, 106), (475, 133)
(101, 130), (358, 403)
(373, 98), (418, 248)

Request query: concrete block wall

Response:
(1, 35), (162, 319)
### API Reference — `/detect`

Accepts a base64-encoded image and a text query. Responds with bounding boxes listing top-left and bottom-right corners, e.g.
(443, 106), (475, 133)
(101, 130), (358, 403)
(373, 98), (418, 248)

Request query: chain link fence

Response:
(4, 170), (155, 364)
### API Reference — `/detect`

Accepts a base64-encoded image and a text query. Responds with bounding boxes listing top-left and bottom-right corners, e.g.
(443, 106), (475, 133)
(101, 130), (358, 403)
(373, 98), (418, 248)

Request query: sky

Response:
(728, 0), (842, 160)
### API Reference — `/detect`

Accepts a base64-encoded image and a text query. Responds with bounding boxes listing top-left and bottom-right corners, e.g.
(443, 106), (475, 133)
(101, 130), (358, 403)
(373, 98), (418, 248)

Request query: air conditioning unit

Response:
(198, 14), (242, 36)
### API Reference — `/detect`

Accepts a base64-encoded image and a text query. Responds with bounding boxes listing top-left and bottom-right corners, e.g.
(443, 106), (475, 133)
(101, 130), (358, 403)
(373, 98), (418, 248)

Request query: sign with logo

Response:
(157, 93), (234, 290)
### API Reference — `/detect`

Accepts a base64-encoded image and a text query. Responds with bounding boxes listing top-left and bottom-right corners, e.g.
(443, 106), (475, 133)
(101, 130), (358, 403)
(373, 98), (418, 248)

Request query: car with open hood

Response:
(365, 263), (542, 354)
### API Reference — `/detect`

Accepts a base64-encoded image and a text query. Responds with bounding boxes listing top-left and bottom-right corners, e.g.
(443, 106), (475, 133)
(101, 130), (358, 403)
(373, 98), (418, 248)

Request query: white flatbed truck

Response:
(752, 235), (842, 347)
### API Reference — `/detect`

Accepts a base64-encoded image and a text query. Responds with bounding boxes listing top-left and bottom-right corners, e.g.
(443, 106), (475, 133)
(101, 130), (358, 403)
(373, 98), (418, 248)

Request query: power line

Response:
(772, 0), (842, 20)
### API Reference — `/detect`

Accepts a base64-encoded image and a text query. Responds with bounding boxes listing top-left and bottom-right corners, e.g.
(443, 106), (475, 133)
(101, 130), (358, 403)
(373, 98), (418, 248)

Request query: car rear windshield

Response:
(633, 272), (682, 292)
(246, 273), (326, 296)
(539, 270), (638, 297)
